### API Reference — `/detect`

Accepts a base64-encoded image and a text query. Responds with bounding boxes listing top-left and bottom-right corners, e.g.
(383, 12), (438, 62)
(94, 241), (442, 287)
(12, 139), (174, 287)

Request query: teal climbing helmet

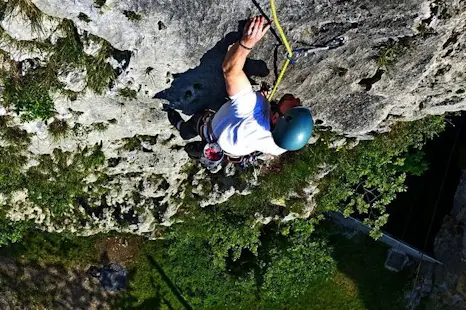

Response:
(272, 106), (314, 151)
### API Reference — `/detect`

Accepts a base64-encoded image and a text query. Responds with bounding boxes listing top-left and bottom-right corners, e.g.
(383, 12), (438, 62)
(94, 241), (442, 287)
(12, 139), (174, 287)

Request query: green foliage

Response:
(1, 124), (31, 145)
(120, 135), (159, 151)
(48, 118), (69, 140)
(118, 219), (336, 309)
(3, 69), (56, 120)
(286, 226), (412, 310)
(52, 20), (116, 94)
(122, 136), (142, 151)
(396, 150), (429, 176)
(0, 230), (100, 266)
(0, 219), (30, 247)
(376, 40), (408, 69)
(0, 146), (26, 195)
(51, 19), (85, 67)
(60, 89), (80, 101)
(416, 22), (435, 37)
(318, 116), (444, 237)
(0, 119), (29, 207)
(166, 238), (258, 308)
(94, 0), (107, 8)
(262, 238), (335, 301)
(0, 2), (6, 20)
(0, 25), (51, 53)
(123, 10), (142, 21)
(84, 40), (116, 94)
(92, 122), (109, 132)
(25, 144), (106, 216)
(0, 222), (412, 309)
(1, 17), (117, 119)
(0, 115), (10, 129)
(171, 208), (262, 269)
(260, 220), (336, 304)
(118, 87), (137, 100)
(78, 12), (91, 23)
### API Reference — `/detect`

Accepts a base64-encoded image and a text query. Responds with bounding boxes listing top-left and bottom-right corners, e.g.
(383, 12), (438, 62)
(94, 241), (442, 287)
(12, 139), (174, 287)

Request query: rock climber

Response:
(166, 16), (314, 168)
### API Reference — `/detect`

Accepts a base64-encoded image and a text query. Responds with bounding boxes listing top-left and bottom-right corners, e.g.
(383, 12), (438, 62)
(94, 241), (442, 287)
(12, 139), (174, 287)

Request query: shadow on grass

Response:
(146, 255), (192, 310)
(111, 247), (191, 310)
(332, 233), (411, 310)
(289, 230), (412, 310)
(0, 258), (109, 309)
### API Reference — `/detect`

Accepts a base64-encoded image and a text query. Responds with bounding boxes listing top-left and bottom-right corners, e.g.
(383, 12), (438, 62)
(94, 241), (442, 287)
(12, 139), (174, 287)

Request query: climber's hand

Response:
(240, 16), (272, 49)
(222, 16), (271, 97)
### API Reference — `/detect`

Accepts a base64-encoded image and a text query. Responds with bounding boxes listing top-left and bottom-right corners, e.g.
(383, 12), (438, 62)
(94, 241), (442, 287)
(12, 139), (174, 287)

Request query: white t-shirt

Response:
(211, 87), (287, 157)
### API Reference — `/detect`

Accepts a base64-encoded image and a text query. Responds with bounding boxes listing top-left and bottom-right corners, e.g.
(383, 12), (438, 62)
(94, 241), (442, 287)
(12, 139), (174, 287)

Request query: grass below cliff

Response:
(0, 230), (101, 267)
(289, 232), (410, 310)
(116, 228), (411, 310)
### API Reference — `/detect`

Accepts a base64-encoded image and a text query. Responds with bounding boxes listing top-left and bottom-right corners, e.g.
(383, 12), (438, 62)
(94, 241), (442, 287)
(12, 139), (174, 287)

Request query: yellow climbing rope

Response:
(267, 0), (293, 102)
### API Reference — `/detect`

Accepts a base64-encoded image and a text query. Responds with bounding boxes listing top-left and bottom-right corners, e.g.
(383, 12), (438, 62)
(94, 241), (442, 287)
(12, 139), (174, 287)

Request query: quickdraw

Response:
(267, 0), (346, 101)
(287, 37), (346, 64)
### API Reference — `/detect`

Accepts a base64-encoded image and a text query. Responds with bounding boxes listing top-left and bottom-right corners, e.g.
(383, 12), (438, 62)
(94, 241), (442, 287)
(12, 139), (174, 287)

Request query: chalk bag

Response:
(200, 142), (224, 171)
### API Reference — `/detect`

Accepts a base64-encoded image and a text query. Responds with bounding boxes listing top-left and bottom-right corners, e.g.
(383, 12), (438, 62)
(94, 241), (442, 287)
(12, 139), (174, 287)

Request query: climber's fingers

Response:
(262, 20), (273, 35)
(251, 16), (262, 37)
(246, 17), (256, 36)
(241, 16), (271, 48)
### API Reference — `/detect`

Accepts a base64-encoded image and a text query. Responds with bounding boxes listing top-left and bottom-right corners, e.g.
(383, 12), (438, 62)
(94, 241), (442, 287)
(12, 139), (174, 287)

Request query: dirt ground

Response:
(94, 236), (142, 267)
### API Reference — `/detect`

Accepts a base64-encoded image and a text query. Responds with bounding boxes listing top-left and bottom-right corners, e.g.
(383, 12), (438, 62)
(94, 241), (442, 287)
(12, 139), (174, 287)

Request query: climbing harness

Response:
(267, 0), (345, 101)
(196, 109), (261, 171)
(194, 110), (224, 171)
(198, 109), (217, 143)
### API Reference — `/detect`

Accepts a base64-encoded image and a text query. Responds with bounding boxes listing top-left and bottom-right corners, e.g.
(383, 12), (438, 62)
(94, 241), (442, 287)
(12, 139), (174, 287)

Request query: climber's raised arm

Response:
(222, 16), (271, 97)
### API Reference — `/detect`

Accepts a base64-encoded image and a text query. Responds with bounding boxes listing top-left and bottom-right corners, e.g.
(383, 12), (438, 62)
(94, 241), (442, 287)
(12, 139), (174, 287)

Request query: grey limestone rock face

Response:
(32, 0), (466, 133)
(0, 0), (466, 235)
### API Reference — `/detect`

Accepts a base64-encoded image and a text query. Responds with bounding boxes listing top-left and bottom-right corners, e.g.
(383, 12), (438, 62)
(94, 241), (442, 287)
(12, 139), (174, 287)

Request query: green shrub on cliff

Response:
(26, 144), (106, 216)
(0, 219), (30, 246)
(4, 0), (44, 33)
(318, 116), (444, 238)
(2, 68), (57, 120)
(0, 15), (117, 120)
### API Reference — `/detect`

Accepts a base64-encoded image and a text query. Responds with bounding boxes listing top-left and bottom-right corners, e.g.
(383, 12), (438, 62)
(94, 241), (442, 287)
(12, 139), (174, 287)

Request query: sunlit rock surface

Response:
(0, 0), (465, 235)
